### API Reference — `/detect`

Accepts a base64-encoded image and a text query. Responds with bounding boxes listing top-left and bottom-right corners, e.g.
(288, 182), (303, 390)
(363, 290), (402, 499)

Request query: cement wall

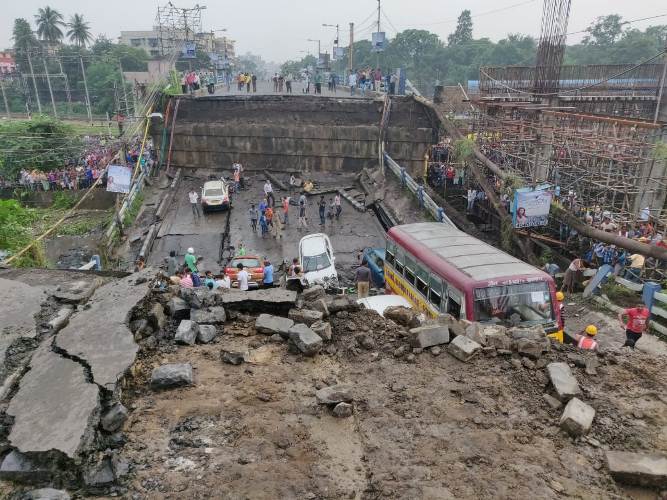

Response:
(153, 95), (437, 175)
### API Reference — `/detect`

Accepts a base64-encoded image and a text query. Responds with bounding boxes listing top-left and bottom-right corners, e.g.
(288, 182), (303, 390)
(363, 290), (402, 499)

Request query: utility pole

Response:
(0, 79), (10, 118)
(376, 0), (381, 68)
(349, 22), (354, 75)
(79, 54), (93, 124)
(118, 60), (130, 118)
(42, 57), (58, 118)
(58, 58), (73, 116)
(654, 41), (667, 124)
(27, 49), (42, 114)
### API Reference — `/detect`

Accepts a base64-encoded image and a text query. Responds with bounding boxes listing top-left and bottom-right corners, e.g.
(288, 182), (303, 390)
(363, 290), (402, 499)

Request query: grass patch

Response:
(51, 191), (77, 209)
(123, 192), (144, 227)
(56, 214), (110, 236)
(0, 199), (47, 267)
(601, 282), (639, 308)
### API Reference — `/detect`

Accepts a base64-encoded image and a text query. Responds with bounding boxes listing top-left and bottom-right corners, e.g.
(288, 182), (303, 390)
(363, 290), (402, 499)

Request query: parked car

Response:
(299, 233), (337, 286)
(362, 247), (385, 287)
(224, 255), (264, 288)
(201, 180), (231, 212)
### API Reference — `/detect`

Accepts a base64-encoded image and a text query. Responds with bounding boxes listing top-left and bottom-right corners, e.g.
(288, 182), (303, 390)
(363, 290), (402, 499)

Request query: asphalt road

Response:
(196, 79), (371, 99)
(149, 170), (386, 283)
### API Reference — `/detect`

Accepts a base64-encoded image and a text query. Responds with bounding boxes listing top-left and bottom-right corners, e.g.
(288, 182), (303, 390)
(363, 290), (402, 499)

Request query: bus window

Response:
(404, 256), (416, 285)
(395, 249), (404, 275)
(429, 275), (443, 310)
(447, 292), (462, 319)
(385, 241), (395, 266)
(416, 264), (429, 297)
(473, 282), (553, 325)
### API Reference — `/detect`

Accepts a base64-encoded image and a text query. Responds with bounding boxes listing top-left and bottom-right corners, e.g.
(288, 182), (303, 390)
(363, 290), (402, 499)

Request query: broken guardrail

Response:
(383, 153), (456, 228)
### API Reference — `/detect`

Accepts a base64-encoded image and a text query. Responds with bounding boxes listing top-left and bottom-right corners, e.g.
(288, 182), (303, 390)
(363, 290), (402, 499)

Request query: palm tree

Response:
(67, 14), (92, 48)
(34, 6), (65, 46)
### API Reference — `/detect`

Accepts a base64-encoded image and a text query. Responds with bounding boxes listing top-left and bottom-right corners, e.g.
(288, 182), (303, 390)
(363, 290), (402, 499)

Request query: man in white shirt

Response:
(237, 263), (249, 291)
(189, 189), (201, 218)
(348, 71), (357, 96)
(264, 180), (274, 207)
(334, 193), (342, 219)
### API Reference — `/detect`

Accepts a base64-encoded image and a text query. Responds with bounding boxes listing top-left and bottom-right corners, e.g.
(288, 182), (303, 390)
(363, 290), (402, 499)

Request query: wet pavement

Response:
(149, 170), (386, 284)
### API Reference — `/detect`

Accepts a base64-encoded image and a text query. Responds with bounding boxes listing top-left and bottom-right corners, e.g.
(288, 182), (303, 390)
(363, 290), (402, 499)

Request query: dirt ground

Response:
(118, 306), (667, 500)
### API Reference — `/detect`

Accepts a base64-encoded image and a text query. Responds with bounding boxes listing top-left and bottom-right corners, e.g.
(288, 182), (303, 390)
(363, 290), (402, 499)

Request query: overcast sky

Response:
(1, 0), (663, 62)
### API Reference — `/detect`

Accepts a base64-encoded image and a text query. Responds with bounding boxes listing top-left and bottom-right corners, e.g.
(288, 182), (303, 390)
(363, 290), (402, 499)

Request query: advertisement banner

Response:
(181, 41), (196, 59)
(512, 188), (553, 228)
(106, 165), (132, 194)
(333, 47), (346, 60)
(371, 32), (387, 52)
(317, 53), (330, 69)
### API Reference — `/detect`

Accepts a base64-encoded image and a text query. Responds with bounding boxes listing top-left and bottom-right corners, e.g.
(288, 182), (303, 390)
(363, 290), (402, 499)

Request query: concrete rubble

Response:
(447, 335), (482, 362)
(288, 324), (323, 356)
(559, 397), (595, 436)
(190, 306), (226, 324)
(151, 363), (194, 389)
(101, 402), (129, 432)
(288, 308), (324, 326)
(196, 324), (218, 344)
(175, 319), (199, 345)
(220, 288), (297, 314)
(166, 296), (190, 319)
(316, 384), (354, 405)
(332, 402), (353, 418)
(605, 451), (667, 488)
(408, 325), (450, 348)
(254, 314), (295, 337)
(383, 305), (420, 328)
(547, 362), (582, 402)
(310, 320), (333, 341)
(25, 488), (71, 500)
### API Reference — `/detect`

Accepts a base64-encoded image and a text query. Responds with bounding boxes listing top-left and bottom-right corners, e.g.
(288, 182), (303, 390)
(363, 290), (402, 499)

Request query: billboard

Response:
(512, 187), (553, 228)
(181, 41), (196, 59)
(106, 165), (132, 194)
(333, 46), (346, 60)
(317, 53), (330, 69)
(371, 32), (387, 52)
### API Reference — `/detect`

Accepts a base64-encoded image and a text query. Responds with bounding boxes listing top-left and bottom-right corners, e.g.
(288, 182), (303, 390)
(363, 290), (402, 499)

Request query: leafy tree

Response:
(281, 55), (317, 76)
(448, 10), (473, 46)
(67, 13), (92, 47)
(12, 18), (37, 73)
(34, 6), (65, 46)
(583, 15), (624, 45)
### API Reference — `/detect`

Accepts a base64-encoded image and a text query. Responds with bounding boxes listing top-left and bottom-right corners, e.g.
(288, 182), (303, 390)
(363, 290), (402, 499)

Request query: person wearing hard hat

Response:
(184, 247), (198, 274)
(574, 325), (599, 351)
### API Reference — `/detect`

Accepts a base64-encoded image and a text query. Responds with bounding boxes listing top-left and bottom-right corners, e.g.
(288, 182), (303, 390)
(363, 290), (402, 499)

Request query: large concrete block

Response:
(197, 324), (218, 344)
(255, 314), (294, 337)
(166, 296), (190, 320)
(547, 362), (582, 402)
(288, 324), (323, 356)
(190, 306), (226, 324)
(408, 325), (450, 348)
(288, 308), (324, 326)
(175, 320), (199, 345)
(447, 335), (481, 362)
(151, 363), (194, 390)
(559, 397), (595, 437)
(606, 451), (667, 488)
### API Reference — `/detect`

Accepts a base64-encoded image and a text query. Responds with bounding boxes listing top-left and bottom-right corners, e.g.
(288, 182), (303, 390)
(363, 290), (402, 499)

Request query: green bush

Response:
(52, 191), (77, 209)
(0, 199), (46, 267)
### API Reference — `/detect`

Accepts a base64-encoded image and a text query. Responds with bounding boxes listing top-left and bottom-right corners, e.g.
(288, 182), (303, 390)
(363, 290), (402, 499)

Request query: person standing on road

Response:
(318, 195), (326, 226)
(167, 250), (178, 276)
(263, 259), (274, 288)
(334, 193), (342, 220)
(233, 168), (241, 193)
(184, 247), (198, 274)
(286, 73), (293, 93)
(356, 260), (371, 298)
(273, 212), (283, 240)
(264, 180), (274, 207)
(237, 263), (249, 291)
(314, 71), (323, 94)
(618, 302), (650, 348)
(348, 70), (357, 96)
(251, 73), (257, 93)
(248, 203), (259, 232)
(282, 196), (290, 225)
(189, 189), (201, 218)
(298, 200), (308, 229)
(259, 211), (269, 238)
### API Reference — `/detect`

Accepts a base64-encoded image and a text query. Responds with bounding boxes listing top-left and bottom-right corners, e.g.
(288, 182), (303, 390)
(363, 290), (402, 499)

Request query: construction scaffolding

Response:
(155, 2), (205, 57)
(469, 102), (667, 232)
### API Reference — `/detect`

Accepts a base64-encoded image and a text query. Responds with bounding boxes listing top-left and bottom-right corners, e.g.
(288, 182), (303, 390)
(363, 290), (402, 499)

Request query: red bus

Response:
(385, 222), (561, 334)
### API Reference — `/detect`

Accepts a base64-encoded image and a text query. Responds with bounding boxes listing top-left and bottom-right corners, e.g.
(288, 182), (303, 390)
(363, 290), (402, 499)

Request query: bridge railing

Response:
(383, 153), (456, 228)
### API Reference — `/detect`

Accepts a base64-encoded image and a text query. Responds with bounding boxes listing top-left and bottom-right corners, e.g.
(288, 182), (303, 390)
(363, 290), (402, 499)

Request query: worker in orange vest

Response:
(574, 325), (599, 351)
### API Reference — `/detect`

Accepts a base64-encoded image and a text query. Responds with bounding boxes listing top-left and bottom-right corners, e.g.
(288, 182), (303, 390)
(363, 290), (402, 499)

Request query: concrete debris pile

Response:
(2, 269), (666, 497)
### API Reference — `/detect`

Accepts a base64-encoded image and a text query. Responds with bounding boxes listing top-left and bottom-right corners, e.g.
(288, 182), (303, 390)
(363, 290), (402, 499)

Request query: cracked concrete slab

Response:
(55, 274), (149, 390)
(6, 344), (100, 459)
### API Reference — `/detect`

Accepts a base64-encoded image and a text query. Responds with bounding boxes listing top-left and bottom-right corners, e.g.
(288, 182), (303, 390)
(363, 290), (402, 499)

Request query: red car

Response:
(225, 255), (264, 288)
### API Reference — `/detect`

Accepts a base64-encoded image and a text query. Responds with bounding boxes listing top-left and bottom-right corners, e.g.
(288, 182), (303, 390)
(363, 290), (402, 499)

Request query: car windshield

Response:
(204, 188), (224, 197)
(230, 258), (260, 268)
(473, 281), (554, 325)
(302, 252), (331, 272)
